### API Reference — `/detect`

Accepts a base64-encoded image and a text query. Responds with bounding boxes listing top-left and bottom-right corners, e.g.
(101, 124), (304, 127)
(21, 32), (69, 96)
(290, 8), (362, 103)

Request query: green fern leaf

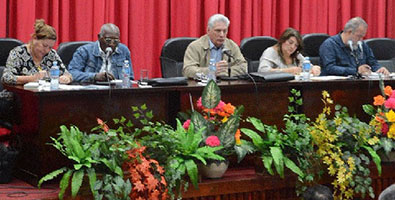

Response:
(59, 169), (73, 200)
(71, 169), (84, 198)
(38, 167), (67, 188)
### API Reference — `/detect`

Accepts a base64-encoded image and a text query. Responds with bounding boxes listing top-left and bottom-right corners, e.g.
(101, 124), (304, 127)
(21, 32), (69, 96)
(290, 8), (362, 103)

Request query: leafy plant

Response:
(310, 91), (381, 199)
(94, 174), (131, 200)
(183, 80), (254, 162)
(37, 125), (102, 199)
(130, 103), (225, 199)
(240, 117), (304, 179)
(282, 89), (324, 195)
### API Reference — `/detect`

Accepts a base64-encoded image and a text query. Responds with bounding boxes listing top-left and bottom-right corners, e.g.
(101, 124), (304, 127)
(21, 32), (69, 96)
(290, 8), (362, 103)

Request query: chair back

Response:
(57, 41), (92, 68)
(240, 36), (277, 73)
(160, 37), (197, 78)
(365, 38), (395, 72)
(302, 33), (330, 65)
(0, 38), (24, 67)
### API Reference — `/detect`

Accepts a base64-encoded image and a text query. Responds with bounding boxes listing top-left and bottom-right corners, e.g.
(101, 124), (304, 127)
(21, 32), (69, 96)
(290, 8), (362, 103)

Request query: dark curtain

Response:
(1, 0), (394, 78)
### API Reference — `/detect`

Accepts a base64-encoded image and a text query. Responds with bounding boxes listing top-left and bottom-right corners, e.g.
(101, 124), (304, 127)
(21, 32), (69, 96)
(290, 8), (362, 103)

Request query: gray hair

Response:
(99, 23), (120, 37)
(207, 14), (230, 29)
(344, 17), (368, 33)
(379, 184), (395, 200)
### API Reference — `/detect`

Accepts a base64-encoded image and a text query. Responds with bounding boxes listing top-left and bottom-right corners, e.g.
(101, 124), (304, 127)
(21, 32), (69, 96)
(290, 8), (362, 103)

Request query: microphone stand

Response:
(220, 53), (238, 81)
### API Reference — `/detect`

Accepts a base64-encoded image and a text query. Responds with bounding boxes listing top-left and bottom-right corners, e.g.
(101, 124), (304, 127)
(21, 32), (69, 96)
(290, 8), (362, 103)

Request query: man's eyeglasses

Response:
(104, 37), (120, 44)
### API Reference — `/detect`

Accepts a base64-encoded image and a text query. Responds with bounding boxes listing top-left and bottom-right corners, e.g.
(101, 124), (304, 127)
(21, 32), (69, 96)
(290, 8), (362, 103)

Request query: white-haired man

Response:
(183, 14), (247, 79)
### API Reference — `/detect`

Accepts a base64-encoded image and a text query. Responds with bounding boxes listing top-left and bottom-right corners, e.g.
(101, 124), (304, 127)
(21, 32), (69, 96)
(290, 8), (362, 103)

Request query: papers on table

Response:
(310, 76), (349, 81)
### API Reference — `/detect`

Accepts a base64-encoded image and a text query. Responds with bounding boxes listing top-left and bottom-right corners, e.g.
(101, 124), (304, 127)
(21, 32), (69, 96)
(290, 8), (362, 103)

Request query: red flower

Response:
(205, 135), (221, 147)
(0, 127), (11, 137)
(382, 123), (389, 136)
(183, 119), (191, 130)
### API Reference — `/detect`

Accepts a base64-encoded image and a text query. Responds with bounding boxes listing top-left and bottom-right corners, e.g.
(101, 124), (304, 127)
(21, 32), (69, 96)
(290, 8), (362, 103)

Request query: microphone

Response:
(104, 47), (113, 83)
(105, 47), (112, 61)
(220, 48), (237, 80)
(357, 41), (363, 55)
(222, 48), (233, 58)
(348, 40), (354, 51)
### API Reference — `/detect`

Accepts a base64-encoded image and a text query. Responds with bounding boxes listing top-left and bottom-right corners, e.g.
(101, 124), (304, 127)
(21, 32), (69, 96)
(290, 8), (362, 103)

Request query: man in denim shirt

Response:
(319, 17), (389, 76)
(69, 23), (134, 82)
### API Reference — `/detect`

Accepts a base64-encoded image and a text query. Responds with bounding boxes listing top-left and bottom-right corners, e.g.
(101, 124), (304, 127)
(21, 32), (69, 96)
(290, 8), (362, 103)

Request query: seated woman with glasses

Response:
(258, 27), (321, 76)
(68, 23), (134, 82)
(1, 19), (72, 85)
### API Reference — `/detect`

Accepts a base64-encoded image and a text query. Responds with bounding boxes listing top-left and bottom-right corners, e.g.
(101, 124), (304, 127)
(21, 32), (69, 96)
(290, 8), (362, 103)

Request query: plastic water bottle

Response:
(302, 57), (311, 81)
(50, 61), (59, 90)
(122, 60), (130, 88)
(208, 58), (216, 82)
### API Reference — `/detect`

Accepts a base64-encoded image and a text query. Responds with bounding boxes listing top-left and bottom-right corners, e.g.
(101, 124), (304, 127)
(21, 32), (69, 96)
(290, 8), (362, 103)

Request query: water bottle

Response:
(302, 57), (311, 81)
(50, 61), (60, 90)
(122, 60), (131, 88)
(208, 58), (216, 82)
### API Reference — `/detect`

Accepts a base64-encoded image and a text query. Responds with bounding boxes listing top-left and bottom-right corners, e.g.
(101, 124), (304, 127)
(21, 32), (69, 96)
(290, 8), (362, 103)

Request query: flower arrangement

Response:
(363, 80), (395, 155)
(311, 91), (381, 200)
(182, 80), (252, 162)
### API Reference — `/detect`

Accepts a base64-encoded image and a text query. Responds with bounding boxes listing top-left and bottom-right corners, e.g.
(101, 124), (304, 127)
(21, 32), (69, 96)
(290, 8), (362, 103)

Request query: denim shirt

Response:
(68, 41), (134, 82)
(319, 33), (379, 76)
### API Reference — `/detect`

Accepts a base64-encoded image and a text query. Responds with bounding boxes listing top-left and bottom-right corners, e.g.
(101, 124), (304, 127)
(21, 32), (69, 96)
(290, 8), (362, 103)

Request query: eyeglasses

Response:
(104, 37), (120, 44)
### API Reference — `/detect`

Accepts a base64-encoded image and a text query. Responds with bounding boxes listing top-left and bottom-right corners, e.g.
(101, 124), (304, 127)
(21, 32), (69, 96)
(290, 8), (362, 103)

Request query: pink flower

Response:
(183, 119), (191, 130)
(205, 135), (221, 147)
(197, 97), (203, 109)
(0, 127), (11, 137)
(384, 97), (395, 109)
(214, 101), (225, 112)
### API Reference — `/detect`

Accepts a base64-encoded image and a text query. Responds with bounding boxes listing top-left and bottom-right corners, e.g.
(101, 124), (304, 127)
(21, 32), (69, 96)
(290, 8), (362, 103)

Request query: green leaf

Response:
(362, 146), (382, 175)
(284, 157), (304, 178)
(217, 115), (239, 149)
(201, 80), (221, 109)
(234, 141), (255, 163)
(71, 169), (84, 198)
(131, 105), (138, 112)
(241, 128), (264, 149)
(362, 104), (376, 116)
(141, 104), (147, 110)
(86, 168), (97, 197)
(246, 117), (265, 133)
(270, 146), (284, 178)
(185, 159), (199, 189)
(190, 112), (208, 138)
(262, 156), (274, 175)
(146, 110), (153, 119)
(59, 169), (73, 200)
(38, 167), (67, 188)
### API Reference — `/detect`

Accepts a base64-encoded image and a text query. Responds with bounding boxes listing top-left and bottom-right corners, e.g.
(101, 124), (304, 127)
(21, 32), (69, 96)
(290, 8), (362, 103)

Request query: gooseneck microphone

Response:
(220, 48), (238, 81)
(222, 48), (233, 58)
(105, 47), (112, 80)
(222, 48), (233, 77)
(357, 41), (363, 57)
(348, 40), (354, 51)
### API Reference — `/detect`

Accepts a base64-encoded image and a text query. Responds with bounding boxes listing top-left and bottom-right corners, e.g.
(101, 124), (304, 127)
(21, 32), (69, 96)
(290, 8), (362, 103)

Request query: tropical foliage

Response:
(182, 80), (254, 162)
